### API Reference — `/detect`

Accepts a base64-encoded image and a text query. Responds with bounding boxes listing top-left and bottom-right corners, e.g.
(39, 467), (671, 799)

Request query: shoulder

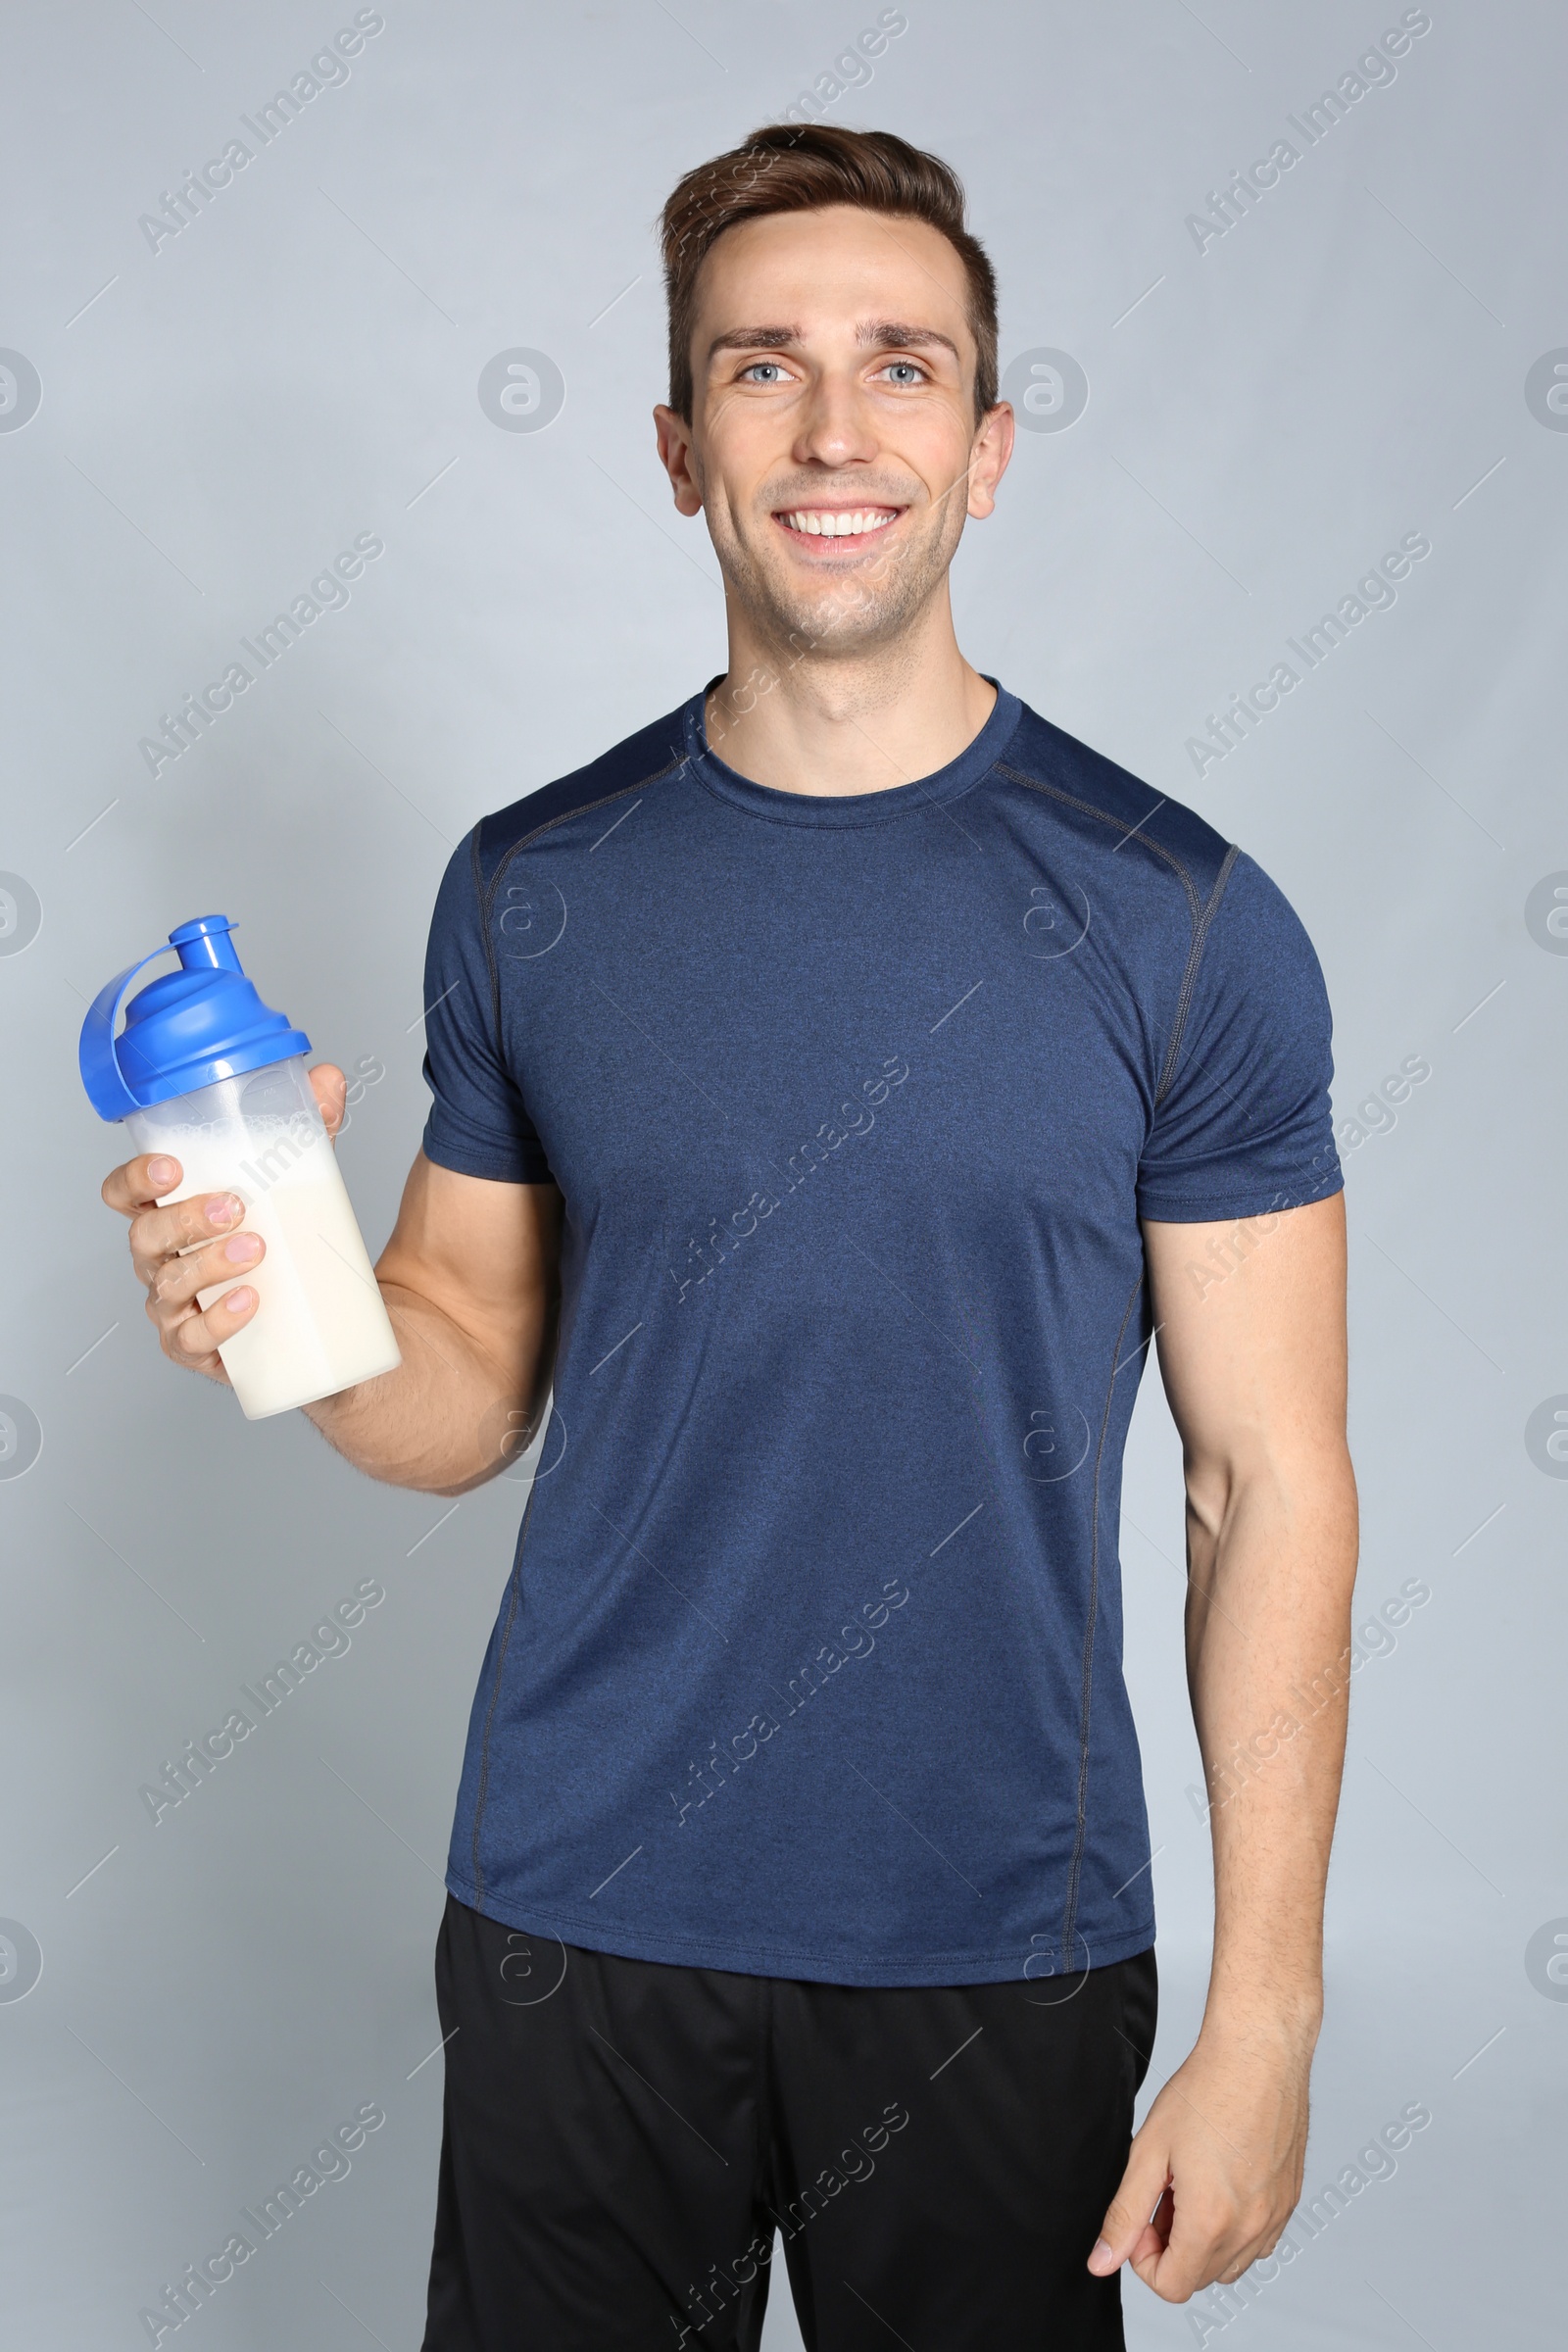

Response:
(995, 700), (1237, 920)
(470, 701), (693, 892)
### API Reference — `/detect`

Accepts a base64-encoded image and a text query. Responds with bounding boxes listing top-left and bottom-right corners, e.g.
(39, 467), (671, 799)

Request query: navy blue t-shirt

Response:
(419, 682), (1342, 1985)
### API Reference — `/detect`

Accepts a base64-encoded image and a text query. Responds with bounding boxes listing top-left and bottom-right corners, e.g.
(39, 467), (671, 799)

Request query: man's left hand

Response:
(1086, 2011), (1317, 2301)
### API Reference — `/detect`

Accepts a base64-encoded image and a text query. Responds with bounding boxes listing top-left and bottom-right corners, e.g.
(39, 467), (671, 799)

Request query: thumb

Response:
(1087, 2135), (1171, 2277)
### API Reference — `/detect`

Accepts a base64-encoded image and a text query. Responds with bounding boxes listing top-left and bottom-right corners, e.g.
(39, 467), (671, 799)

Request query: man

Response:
(105, 125), (1357, 2351)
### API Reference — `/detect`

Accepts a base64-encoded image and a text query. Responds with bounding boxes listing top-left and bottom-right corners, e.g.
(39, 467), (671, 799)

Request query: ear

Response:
(966, 400), (1015, 520)
(654, 404), (705, 516)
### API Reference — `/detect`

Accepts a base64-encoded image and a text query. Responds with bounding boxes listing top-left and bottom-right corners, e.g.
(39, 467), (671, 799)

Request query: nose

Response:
(790, 366), (880, 471)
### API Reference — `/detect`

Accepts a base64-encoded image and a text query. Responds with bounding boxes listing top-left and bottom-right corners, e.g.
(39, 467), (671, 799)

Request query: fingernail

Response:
(149, 1156), (176, 1188)
(207, 1195), (239, 1226)
(225, 1286), (255, 1312)
(1089, 2239), (1116, 2273)
(223, 1234), (260, 1263)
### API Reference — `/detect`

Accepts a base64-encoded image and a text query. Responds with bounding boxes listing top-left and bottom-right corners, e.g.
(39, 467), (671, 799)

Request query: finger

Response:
(103, 1152), (183, 1217)
(1089, 2146), (1173, 2275)
(1136, 2191), (1252, 2305)
(1195, 2213), (1283, 2294)
(147, 1227), (265, 1317)
(1121, 2228), (1165, 2289)
(1122, 2183), (1172, 2279)
(127, 1189), (249, 1286)
(310, 1062), (347, 1140)
(157, 1277), (259, 1374)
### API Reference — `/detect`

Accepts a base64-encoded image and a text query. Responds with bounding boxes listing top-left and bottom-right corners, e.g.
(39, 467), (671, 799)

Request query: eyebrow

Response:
(706, 326), (797, 361)
(705, 321), (962, 367)
(858, 321), (961, 362)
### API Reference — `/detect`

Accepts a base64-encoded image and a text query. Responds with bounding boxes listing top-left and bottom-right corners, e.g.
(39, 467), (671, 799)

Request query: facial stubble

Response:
(694, 455), (973, 665)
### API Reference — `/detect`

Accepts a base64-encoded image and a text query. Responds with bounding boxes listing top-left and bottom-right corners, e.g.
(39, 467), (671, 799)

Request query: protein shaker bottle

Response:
(79, 914), (401, 1420)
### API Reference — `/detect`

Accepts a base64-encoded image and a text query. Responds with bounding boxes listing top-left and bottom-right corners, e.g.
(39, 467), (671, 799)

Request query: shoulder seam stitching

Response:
(467, 820), (506, 1070)
(481, 755), (687, 902)
(1152, 843), (1241, 1108)
(472, 752), (686, 1054)
(993, 760), (1203, 923)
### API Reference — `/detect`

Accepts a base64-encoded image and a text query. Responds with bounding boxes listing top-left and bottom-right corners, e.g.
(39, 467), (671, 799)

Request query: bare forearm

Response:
(1096, 1202), (1354, 2297)
(305, 1280), (543, 1495)
(1187, 1451), (1358, 2030)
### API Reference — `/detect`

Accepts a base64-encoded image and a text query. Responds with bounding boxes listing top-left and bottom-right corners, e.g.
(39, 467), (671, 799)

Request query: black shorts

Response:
(420, 1894), (1156, 2352)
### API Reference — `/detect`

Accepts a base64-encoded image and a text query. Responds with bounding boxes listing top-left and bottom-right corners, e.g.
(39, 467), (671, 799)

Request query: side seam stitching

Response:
(469, 1479), (537, 1904)
(1059, 1272), (1147, 1971)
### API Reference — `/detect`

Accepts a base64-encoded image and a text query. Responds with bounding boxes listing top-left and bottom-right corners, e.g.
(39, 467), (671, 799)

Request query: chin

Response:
(761, 544), (913, 635)
(715, 518), (946, 657)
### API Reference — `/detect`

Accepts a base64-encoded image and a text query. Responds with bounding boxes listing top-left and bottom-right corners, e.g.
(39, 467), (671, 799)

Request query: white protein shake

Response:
(127, 1059), (401, 1419)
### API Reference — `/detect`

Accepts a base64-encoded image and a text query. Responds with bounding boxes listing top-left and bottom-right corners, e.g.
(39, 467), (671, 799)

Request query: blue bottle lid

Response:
(79, 915), (312, 1121)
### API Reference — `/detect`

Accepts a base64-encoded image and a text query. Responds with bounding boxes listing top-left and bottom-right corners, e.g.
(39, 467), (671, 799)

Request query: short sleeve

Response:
(1136, 851), (1343, 1223)
(419, 829), (554, 1185)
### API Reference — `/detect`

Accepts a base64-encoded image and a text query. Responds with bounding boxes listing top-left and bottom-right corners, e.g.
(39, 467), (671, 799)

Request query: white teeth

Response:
(784, 508), (896, 538)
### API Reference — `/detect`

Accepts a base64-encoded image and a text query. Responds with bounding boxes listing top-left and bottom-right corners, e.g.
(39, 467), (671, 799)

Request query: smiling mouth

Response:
(774, 505), (904, 541)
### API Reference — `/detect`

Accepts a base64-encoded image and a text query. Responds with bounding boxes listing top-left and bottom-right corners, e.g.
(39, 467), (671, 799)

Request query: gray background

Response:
(2, 1), (1563, 2344)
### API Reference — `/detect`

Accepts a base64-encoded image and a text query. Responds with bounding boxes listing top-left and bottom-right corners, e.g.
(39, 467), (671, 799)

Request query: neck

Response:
(704, 586), (997, 797)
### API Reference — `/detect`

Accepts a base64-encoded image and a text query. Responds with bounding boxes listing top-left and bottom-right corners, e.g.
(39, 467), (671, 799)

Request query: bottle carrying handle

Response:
(78, 946), (180, 1121)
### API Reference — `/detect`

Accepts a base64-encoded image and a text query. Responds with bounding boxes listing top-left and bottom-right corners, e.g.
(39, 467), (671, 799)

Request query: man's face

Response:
(655, 204), (1011, 659)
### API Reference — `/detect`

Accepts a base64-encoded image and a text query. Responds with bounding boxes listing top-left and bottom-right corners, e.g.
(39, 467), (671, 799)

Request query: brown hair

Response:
(660, 124), (999, 423)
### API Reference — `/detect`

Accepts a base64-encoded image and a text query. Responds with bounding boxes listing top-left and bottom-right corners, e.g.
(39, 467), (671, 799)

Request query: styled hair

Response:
(659, 124), (999, 422)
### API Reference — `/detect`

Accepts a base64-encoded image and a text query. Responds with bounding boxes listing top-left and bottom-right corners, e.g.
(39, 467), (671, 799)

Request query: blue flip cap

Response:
(79, 915), (312, 1121)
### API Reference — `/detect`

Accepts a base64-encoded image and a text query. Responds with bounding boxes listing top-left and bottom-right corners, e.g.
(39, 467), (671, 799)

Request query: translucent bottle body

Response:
(125, 1054), (401, 1419)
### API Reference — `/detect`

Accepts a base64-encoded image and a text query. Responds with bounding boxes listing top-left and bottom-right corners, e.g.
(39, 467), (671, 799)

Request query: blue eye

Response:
(881, 362), (924, 385)
(742, 361), (786, 383)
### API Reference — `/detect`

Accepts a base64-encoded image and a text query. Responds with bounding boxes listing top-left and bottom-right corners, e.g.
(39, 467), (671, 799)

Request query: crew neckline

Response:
(683, 675), (1022, 828)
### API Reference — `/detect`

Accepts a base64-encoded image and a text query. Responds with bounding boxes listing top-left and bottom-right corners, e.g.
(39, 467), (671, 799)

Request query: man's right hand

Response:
(102, 1154), (265, 1387)
(100, 1103), (564, 1495)
(99, 1063), (348, 1387)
